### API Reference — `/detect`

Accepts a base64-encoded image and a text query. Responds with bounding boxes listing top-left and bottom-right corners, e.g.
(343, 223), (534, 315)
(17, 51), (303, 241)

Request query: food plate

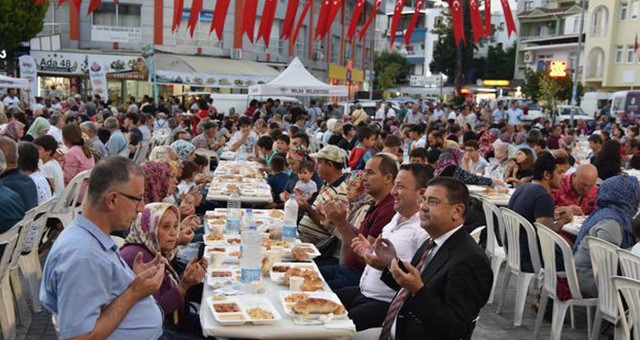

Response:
(467, 185), (488, 193)
(204, 233), (226, 246)
(283, 243), (322, 261)
(207, 269), (240, 287)
(207, 297), (247, 326)
(269, 262), (321, 283)
(279, 291), (348, 320)
(235, 296), (282, 325)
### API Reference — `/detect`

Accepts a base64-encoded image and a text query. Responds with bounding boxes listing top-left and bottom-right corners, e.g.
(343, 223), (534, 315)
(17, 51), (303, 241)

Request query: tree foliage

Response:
(429, 0), (477, 86)
(523, 69), (543, 102)
(483, 43), (516, 80)
(524, 69), (584, 106)
(373, 50), (411, 90)
(0, 0), (48, 52)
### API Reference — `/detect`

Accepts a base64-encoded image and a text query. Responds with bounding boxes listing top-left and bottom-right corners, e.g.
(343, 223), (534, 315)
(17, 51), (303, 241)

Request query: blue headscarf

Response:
(574, 175), (640, 251)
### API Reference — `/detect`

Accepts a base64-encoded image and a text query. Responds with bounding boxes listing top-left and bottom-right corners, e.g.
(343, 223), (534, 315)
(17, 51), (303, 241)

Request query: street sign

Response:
(549, 61), (567, 78)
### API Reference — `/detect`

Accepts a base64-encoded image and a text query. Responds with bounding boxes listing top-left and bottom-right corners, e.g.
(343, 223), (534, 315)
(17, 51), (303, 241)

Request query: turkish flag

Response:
(71, 0), (81, 13)
(172, 0), (185, 33)
(315, 0), (331, 39)
(469, 0), (484, 42)
(389, 0), (406, 46)
(484, 0), (492, 37)
(209, 0), (231, 40)
(87, 0), (101, 15)
(450, 0), (465, 44)
(244, 0), (259, 42)
(358, 0), (382, 41)
(404, 0), (423, 45)
(322, 0), (342, 38)
(291, 0), (312, 49)
(499, 0), (517, 37)
(257, 0), (278, 47)
(187, 0), (203, 38)
(281, 0), (299, 40)
(347, 0), (365, 42)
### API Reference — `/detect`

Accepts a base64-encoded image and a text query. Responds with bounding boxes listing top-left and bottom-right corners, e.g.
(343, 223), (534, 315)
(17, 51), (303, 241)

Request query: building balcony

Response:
(520, 32), (581, 44)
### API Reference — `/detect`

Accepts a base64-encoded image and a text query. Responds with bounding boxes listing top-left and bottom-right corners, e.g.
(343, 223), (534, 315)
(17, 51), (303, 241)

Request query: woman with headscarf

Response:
(170, 139), (196, 162)
(120, 203), (207, 334)
(25, 116), (51, 141)
(478, 130), (497, 159)
(1, 120), (25, 142)
(573, 175), (640, 297)
(435, 149), (504, 186)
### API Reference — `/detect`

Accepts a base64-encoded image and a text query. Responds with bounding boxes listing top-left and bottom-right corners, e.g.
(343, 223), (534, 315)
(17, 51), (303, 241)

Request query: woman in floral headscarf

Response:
(170, 139), (196, 161)
(120, 203), (206, 334)
(478, 130), (497, 159)
(436, 149), (503, 186)
(1, 120), (25, 142)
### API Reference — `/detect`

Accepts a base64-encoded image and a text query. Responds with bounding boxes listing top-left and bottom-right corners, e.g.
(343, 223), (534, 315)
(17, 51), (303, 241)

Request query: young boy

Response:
(33, 135), (65, 198)
(294, 161), (318, 199)
(267, 155), (290, 204)
(256, 135), (277, 168)
(348, 126), (378, 170)
(409, 147), (428, 165)
(275, 134), (290, 155)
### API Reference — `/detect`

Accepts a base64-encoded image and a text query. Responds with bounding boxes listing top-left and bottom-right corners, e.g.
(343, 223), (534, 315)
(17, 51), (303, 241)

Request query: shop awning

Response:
(154, 53), (279, 88)
(0, 75), (29, 90)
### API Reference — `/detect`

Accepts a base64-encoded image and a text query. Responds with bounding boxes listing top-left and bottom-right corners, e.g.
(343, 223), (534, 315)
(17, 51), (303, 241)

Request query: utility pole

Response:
(570, 0), (586, 126)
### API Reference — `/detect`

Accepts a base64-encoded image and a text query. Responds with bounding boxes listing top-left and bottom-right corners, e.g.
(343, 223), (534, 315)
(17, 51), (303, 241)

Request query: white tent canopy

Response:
(0, 75), (28, 90)
(248, 57), (348, 97)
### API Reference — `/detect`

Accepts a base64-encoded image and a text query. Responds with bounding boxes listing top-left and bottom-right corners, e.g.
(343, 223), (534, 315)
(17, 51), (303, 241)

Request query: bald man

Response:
(551, 164), (599, 215)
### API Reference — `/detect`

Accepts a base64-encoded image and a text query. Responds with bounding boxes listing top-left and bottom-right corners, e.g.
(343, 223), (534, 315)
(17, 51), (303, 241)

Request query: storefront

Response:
(328, 64), (365, 100)
(31, 50), (150, 104)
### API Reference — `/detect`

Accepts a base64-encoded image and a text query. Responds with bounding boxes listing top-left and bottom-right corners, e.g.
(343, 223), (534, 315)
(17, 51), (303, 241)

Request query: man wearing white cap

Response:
(296, 145), (350, 266)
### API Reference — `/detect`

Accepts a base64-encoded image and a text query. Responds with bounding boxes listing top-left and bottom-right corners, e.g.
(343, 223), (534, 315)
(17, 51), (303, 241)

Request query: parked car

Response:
(551, 105), (595, 124)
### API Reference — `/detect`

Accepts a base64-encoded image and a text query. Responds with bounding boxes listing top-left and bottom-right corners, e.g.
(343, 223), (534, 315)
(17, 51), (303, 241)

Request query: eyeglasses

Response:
(418, 196), (449, 208)
(116, 192), (144, 204)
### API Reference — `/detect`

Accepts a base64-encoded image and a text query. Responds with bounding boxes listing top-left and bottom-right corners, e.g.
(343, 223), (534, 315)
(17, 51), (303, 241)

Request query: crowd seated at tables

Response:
(2, 92), (640, 339)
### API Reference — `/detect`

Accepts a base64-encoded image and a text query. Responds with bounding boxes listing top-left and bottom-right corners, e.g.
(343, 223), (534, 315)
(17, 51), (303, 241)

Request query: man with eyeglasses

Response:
(332, 164), (431, 332)
(41, 156), (165, 339)
(356, 177), (492, 340)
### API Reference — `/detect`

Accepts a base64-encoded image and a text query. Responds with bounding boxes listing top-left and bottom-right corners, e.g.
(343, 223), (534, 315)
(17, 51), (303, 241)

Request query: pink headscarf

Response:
(140, 162), (172, 203)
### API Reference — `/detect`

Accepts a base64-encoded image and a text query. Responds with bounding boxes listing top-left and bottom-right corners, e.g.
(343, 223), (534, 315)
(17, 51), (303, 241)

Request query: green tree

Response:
(483, 43), (516, 80)
(523, 69), (543, 102)
(429, 0), (478, 86)
(0, 0), (48, 73)
(524, 69), (584, 106)
(373, 50), (411, 90)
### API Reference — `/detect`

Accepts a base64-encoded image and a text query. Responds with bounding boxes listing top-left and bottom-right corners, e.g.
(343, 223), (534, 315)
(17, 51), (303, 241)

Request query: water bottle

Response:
(242, 209), (255, 233)
(283, 194), (299, 242)
(240, 226), (262, 283)
(236, 146), (247, 162)
(226, 189), (241, 235)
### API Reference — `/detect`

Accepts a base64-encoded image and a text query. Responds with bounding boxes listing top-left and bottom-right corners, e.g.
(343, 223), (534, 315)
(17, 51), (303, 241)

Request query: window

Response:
(524, 1), (534, 10)
(591, 7), (608, 36)
(621, 2), (629, 20)
(92, 3), (140, 27)
(616, 45), (624, 63)
(631, 1), (640, 19)
(627, 45), (636, 63)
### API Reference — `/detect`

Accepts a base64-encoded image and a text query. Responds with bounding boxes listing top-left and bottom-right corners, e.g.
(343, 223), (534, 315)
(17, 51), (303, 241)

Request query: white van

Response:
(580, 91), (611, 117)
(610, 90), (640, 121)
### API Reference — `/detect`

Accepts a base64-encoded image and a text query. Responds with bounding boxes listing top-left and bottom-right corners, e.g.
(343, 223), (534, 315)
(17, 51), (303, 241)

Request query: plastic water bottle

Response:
(242, 209), (255, 233)
(236, 146), (247, 162)
(283, 194), (299, 242)
(240, 226), (262, 283)
(226, 189), (241, 235)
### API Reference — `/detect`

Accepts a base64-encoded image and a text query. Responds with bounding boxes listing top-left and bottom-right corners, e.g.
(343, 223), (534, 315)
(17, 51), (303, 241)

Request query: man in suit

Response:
(367, 177), (493, 340)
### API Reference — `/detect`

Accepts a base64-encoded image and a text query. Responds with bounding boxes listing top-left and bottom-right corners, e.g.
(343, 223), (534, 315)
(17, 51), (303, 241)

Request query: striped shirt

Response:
(298, 173), (349, 246)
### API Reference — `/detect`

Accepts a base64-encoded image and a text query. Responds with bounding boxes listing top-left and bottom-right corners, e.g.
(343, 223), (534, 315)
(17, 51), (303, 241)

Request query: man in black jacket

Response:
(369, 177), (492, 340)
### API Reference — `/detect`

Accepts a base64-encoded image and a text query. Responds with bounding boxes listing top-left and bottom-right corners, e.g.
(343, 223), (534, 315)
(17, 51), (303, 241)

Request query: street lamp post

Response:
(570, 0), (587, 126)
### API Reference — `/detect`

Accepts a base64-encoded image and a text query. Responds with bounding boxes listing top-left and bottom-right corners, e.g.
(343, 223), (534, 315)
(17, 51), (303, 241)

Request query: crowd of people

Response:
(1, 89), (640, 339)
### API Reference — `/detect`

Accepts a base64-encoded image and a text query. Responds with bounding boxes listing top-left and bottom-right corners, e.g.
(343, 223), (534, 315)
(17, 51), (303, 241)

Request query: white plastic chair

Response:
(533, 224), (597, 340)
(497, 208), (541, 327)
(18, 197), (57, 313)
(617, 248), (640, 281)
(477, 195), (507, 304)
(0, 224), (21, 339)
(586, 237), (624, 340)
(470, 226), (485, 244)
(44, 169), (91, 229)
(7, 209), (37, 326)
(612, 276), (640, 340)
(133, 140), (151, 164)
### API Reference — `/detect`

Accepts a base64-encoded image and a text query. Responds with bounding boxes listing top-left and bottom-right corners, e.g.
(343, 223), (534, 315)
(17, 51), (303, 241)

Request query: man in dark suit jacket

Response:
(369, 177), (493, 340)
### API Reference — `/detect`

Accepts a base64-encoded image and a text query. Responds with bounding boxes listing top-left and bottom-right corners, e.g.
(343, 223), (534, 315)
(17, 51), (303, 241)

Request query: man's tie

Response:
(379, 239), (436, 340)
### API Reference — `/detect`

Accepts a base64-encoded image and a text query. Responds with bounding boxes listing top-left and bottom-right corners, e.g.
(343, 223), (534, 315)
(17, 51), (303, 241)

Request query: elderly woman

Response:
(435, 149), (504, 186)
(1, 120), (25, 142)
(573, 175), (640, 297)
(171, 139), (196, 162)
(120, 203), (207, 334)
(25, 117), (51, 141)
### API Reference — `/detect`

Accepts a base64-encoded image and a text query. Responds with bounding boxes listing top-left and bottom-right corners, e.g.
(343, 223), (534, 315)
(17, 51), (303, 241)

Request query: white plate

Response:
(467, 185), (488, 193)
(235, 295), (282, 325)
(269, 262), (321, 284)
(278, 291), (348, 320)
(207, 269), (240, 287)
(207, 297), (247, 326)
(282, 243), (322, 261)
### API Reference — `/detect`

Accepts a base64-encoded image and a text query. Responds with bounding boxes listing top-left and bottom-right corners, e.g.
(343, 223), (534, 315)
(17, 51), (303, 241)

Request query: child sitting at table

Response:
(632, 214), (640, 256)
(267, 155), (289, 205)
(177, 160), (198, 197)
(294, 161), (318, 199)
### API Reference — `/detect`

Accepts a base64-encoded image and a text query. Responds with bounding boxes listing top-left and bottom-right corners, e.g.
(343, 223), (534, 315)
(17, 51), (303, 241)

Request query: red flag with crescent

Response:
(209, 0), (231, 40)
(389, 0), (406, 46)
(281, 0), (299, 40)
(347, 0), (365, 42)
(500, 0), (517, 37)
(404, 0), (423, 45)
(469, 0), (484, 42)
(450, 0), (465, 44)
(315, 0), (331, 39)
(484, 0), (492, 37)
(358, 0), (382, 41)
(322, 0), (343, 38)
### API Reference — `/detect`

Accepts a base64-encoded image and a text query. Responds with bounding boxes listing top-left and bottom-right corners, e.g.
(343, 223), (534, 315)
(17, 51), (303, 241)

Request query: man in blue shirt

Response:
(0, 150), (25, 233)
(41, 156), (165, 339)
(104, 117), (129, 156)
(0, 137), (37, 210)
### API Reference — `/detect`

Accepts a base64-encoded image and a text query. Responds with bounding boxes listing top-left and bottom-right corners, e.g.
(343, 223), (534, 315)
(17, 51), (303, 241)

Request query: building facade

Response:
(31, 0), (379, 103)
(583, 0), (640, 91)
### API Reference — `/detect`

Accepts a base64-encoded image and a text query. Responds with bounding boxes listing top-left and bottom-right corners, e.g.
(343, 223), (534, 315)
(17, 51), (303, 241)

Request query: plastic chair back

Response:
(617, 248), (640, 281)
(8, 209), (37, 269)
(500, 207), (541, 274)
(0, 226), (20, 282)
(21, 197), (57, 255)
(586, 237), (620, 320)
(536, 223), (584, 300)
(478, 195), (505, 256)
(50, 170), (91, 217)
(612, 276), (640, 340)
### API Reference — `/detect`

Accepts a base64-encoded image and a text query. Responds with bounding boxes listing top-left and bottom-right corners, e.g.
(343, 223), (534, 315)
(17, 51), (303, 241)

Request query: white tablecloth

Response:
(468, 185), (514, 206)
(206, 161), (273, 204)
